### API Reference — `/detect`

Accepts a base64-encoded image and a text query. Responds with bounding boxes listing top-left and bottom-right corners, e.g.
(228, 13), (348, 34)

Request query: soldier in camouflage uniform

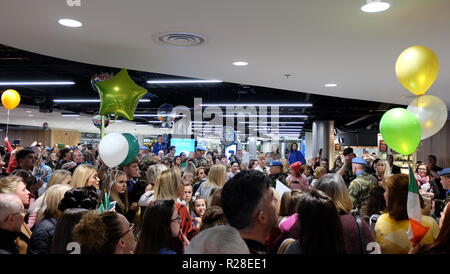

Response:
(348, 157), (378, 213)
(337, 147), (356, 187)
(268, 160), (288, 188)
(438, 168), (450, 207)
(188, 146), (208, 168)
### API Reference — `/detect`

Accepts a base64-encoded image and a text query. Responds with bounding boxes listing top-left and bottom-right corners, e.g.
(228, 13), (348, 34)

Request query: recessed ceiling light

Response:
(233, 61), (248, 66)
(58, 19), (82, 28)
(147, 80), (222, 84)
(325, 83), (337, 87)
(361, 0), (390, 13)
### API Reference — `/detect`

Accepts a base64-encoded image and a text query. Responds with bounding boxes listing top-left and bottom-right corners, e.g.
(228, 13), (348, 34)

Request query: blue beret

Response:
(139, 145), (149, 151)
(196, 146), (206, 151)
(438, 168), (450, 176)
(352, 157), (367, 165)
(271, 160), (283, 166)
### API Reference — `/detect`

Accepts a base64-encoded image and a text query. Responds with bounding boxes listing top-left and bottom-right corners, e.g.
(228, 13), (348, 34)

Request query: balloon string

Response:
(5, 110), (10, 138)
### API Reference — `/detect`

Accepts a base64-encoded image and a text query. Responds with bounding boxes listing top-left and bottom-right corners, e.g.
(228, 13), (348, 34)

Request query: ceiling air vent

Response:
(152, 32), (206, 47)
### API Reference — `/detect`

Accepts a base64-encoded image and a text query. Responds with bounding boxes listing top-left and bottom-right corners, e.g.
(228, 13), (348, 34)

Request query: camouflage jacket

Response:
(269, 173), (288, 188)
(348, 172), (378, 212)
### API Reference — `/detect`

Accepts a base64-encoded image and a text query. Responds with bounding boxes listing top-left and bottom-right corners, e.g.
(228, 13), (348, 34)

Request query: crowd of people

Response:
(0, 135), (449, 254)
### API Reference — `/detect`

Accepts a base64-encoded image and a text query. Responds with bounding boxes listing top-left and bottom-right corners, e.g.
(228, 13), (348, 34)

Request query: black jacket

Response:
(27, 217), (57, 254)
(0, 228), (20, 254)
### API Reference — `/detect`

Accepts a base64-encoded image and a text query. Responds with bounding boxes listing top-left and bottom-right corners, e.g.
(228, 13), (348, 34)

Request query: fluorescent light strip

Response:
(54, 99), (150, 103)
(0, 81), (75, 85)
(147, 80), (222, 84)
(239, 121), (305, 124)
(201, 103), (312, 107)
(61, 114), (80, 117)
(223, 114), (307, 118)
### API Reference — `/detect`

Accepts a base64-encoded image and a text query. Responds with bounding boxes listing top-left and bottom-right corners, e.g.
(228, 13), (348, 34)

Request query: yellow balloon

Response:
(395, 45), (439, 96)
(1, 89), (21, 110)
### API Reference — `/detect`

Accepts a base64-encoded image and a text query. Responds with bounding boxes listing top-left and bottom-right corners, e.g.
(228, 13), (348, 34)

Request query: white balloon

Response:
(407, 95), (448, 140)
(99, 133), (129, 168)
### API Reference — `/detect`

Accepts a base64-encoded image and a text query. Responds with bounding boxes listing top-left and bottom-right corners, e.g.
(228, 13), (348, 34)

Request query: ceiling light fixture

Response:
(61, 113), (80, 117)
(58, 18), (83, 28)
(325, 83), (337, 87)
(0, 81), (75, 85)
(53, 99), (150, 103)
(134, 114), (185, 118)
(233, 61), (248, 66)
(147, 80), (222, 84)
(201, 103), (313, 107)
(361, 0), (390, 13)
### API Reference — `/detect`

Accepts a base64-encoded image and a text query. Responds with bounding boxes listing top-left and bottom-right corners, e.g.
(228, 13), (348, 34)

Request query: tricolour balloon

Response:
(99, 133), (129, 168)
(395, 45), (439, 96)
(120, 133), (139, 166)
(1, 89), (21, 110)
(380, 108), (422, 155)
(407, 95), (448, 140)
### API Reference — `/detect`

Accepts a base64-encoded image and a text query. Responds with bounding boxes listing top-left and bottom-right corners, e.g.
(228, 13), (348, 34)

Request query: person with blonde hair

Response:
(314, 174), (374, 254)
(153, 169), (195, 239)
(197, 164), (226, 200)
(310, 166), (327, 188)
(0, 176), (32, 254)
(27, 184), (71, 254)
(373, 159), (391, 184)
(70, 164), (100, 189)
(101, 170), (138, 222)
(138, 164), (169, 207)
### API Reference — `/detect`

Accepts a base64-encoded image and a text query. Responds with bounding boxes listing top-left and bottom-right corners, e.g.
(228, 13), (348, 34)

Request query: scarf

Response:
(414, 173), (431, 192)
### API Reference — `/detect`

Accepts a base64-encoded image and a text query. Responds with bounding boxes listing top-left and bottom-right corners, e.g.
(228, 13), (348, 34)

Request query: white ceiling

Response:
(1, 0), (450, 107)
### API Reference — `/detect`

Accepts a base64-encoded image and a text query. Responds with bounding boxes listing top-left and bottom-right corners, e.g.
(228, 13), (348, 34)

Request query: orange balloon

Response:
(1, 89), (21, 110)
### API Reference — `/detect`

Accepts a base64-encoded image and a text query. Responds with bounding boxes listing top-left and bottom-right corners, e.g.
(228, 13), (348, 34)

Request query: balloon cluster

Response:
(380, 45), (447, 155)
(157, 103), (175, 128)
(99, 133), (139, 168)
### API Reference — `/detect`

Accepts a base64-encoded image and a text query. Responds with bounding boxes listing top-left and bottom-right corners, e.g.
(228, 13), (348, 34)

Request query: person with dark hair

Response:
(51, 208), (88, 254)
(375, 174), (440, 254)
(337, 147), (356, 186)
(165, 146), (176, 160)
(226, 161), (240, 181)
(387, 155), (401, 175)
(427, 155), (445, 200)
(413, 202), (450, 254)
(221, 170), (278, 254)
(15, 149), (36, 172)
(152, 135), (167, 155)
(281, 189), (346, 254)
(248, 159), (259, 171)
(361, 185), (386, 232)
(288, 143), (306, 166)
(135, 199), (186, 254)
(56, 148), (72, 170)
(58, 186), (99, 212)
(72, 210), (136, 254)
(200, 206), (228, 231)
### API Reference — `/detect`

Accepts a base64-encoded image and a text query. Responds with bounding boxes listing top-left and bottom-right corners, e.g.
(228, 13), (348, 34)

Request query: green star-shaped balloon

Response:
(95, 69), (148, 120)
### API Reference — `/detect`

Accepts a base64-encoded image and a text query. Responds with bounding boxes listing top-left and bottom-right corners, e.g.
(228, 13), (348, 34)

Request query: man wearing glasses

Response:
(0, 193), (26, 254)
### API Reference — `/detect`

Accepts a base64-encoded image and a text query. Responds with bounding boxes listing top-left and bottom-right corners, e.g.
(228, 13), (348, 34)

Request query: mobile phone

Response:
(319, 148), (323, 156)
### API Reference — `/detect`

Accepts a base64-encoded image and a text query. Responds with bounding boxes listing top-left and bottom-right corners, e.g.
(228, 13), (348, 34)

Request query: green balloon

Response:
(95, 69), (148, 120)
(380, 108), (422, 155)
(120, 133), (140, 166)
